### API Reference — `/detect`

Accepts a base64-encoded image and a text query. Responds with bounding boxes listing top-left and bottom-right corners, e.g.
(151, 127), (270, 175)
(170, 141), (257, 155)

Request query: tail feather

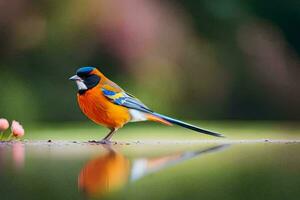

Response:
(152, 113), (224, 138)
(146, 114), (173, 126)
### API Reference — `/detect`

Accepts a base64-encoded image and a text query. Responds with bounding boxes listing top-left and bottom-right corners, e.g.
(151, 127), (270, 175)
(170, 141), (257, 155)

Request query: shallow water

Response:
(0, 141), (299, 200)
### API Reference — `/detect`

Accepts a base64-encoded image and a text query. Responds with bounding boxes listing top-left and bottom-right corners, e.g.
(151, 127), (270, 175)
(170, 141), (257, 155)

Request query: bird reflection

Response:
(78, 144), (229, 198)
(78, 148), (129, 198)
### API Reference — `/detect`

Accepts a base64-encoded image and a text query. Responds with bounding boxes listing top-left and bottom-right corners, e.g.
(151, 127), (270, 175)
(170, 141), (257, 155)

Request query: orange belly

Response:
(77, 86), (131, 129)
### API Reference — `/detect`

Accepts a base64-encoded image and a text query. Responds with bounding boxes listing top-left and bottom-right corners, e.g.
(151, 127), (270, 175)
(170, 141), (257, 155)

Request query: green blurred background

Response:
(0, 0), (299, 124)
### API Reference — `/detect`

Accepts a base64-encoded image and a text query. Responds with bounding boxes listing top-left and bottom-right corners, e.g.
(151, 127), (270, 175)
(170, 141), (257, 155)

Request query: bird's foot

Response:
(88, 140), (117, 145)
(99, 139), (114, 145)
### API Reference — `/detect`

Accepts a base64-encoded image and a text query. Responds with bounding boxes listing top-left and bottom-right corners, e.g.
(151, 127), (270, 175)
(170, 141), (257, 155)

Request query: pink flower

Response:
(0, 118), (9, 132)
(11, 120), (25, 138)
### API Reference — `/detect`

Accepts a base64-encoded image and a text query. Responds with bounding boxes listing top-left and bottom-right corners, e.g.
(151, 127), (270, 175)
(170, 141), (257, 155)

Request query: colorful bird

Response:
(69, 66), (224, 143)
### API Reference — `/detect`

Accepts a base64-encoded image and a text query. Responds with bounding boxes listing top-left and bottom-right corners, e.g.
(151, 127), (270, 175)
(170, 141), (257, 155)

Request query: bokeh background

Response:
(0, 0), (299, 124)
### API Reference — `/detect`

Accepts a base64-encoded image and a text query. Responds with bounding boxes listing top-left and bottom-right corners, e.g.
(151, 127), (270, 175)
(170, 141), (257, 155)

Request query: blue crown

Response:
(76, 66), (95, 76)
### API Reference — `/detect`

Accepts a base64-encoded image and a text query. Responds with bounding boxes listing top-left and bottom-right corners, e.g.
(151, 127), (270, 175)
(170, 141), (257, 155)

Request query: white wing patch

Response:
(129, 109), (147, 122)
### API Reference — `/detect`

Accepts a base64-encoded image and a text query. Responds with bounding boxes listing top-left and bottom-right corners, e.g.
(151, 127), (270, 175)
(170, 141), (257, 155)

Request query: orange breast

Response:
(77, 86), (131, 129)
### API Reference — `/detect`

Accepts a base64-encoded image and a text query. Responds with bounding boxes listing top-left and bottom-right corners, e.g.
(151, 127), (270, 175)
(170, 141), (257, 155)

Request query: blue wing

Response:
(101, 88), (153, 113)
(101, 87), (224, 137)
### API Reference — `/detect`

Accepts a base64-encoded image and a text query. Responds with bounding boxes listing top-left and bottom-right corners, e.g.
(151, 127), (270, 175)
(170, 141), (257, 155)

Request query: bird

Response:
(69, 66), (224, 143)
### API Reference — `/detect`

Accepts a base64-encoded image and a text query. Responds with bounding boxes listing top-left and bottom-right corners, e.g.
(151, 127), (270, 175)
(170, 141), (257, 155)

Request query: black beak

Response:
(69, 75), (81, 81)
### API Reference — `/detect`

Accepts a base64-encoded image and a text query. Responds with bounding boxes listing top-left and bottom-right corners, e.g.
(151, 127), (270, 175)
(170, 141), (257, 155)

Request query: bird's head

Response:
(69, 66), (103, 94)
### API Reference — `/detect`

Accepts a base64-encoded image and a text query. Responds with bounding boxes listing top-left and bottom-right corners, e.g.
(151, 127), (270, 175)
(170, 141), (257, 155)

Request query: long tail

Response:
(145, 114), (173, 126)
(151, 113), (224, 138)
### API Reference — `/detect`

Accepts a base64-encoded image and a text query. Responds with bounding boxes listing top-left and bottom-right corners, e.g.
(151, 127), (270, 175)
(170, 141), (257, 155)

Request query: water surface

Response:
(0, 141), (299, 200)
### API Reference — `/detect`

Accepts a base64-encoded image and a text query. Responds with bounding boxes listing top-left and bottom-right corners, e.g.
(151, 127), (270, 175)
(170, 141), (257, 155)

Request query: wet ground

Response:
(0, 139), (300, 200)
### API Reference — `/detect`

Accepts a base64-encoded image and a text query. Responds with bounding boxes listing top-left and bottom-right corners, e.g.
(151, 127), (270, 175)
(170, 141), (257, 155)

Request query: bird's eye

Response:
(77, 72), (89, 78)
(80, 74), (89, 79)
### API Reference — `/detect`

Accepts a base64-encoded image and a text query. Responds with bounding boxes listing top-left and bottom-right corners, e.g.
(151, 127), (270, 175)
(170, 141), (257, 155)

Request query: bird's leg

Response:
(100, 128), (118, 144)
